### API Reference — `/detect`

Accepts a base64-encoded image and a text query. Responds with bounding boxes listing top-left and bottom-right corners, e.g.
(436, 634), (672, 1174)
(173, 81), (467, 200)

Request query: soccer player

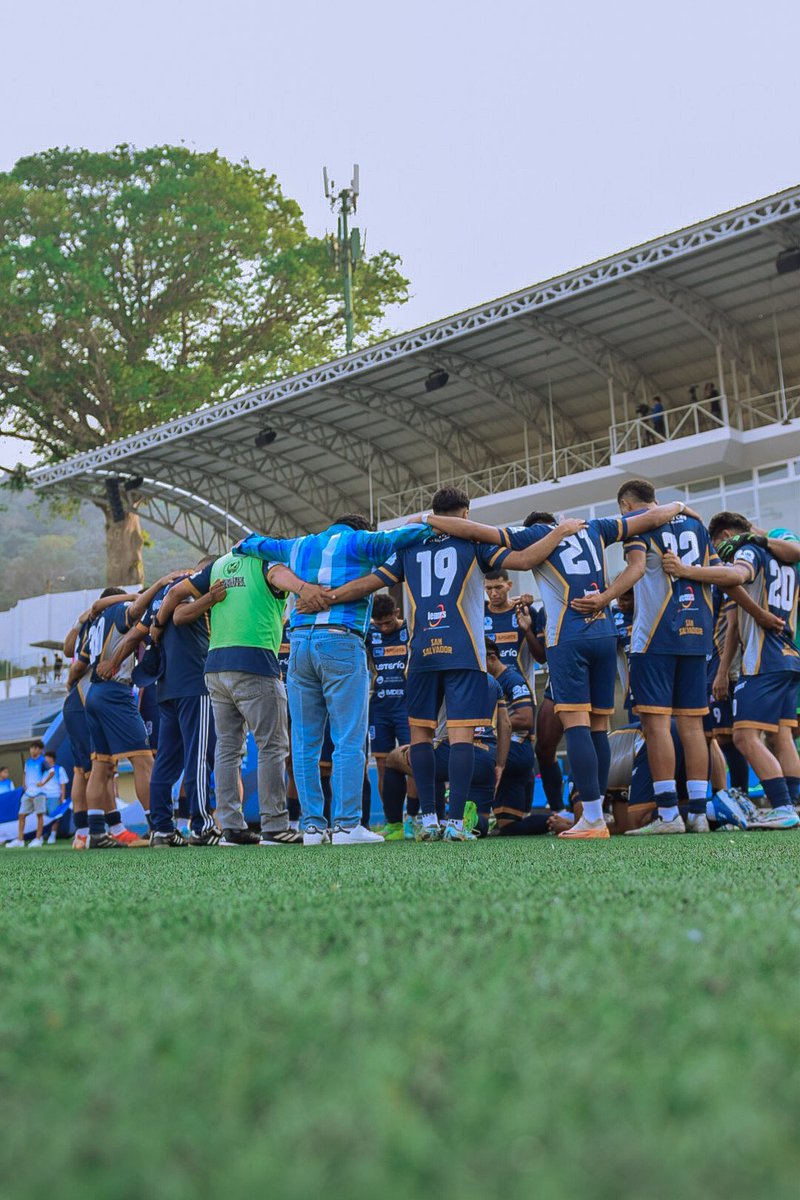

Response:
(666, 513), (800, 829)
(367, 594), (411, 839)
(484, 639), (536, 828)
(484, 570), (525, 669)
(328, 488), (583, 841)
(445, 496), (690, 838)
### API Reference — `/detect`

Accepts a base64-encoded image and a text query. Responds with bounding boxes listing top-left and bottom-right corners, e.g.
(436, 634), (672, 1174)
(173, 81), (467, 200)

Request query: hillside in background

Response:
(0, 490), (198, 611)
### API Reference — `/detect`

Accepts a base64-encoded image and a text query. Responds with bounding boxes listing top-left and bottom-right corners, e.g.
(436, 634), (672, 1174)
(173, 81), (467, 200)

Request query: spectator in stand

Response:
(0, 766), (14, 794)
(705, 381), (722, 423)
(53, 653), (64, 683)
(651, 397), (666, 440)
(42, 751), (68, 843)
(636, 403), (653, 445)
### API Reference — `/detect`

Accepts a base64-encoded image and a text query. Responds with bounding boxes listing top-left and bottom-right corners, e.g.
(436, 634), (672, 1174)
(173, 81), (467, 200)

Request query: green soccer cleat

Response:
(442, 821), (478, 842)
(462, 801), (479, 836)
(379, 822), (406, 841)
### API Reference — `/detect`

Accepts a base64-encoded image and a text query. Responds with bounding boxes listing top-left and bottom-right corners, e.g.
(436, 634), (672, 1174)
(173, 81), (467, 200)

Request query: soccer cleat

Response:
(730, 789), (760, 823)
(710, 789), (749, 830)
(29, 837), (44, 847)
(149, 830), (189, 848)
(72, 832), (88, 850)
(749, 805), (800, 830)
(219, 828), (261, 846)
(5, 838), (25, 848)
(625, 815), (686, 836)
(378, 822), (405, 841)
(47, 831), (57, 844)
(303, 825), (331, 846)
(442, 821), (477, 842)
(414, 821), (443, 842)
(89, 833), (123, 849)
(686, 813), (710, 833)
(331, 823), (385, 845)
(403, 814), (422, 840)
(259, 828), (304, 846)
(462, 801), (479, 836)
(558, 816), (610, 840)
(112, 828), (150, 847)
(189, 828), (222, 846)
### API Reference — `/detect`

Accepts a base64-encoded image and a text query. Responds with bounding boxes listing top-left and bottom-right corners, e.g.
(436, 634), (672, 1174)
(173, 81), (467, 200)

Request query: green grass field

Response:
(2, 835), (800, 1200)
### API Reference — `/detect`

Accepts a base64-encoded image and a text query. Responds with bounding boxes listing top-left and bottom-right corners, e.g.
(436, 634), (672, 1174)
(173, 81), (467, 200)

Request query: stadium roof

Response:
(30, 184), (800, 548)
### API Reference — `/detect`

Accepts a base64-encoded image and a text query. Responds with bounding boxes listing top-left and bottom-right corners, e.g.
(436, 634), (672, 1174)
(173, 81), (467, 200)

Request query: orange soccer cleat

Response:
(558, 817), (610, 840)
(111, 827), (150, 847)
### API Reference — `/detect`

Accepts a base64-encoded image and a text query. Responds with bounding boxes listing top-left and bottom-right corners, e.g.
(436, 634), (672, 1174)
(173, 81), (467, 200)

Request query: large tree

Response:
(0, 144), (408, 581)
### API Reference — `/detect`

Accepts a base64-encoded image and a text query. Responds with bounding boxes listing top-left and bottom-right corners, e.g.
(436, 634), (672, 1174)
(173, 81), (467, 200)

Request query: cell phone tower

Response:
(323, 164), (363, 354)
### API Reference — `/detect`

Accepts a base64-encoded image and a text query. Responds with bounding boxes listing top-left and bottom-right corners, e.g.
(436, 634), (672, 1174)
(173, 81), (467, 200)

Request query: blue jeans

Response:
(287, 628), (369, 830)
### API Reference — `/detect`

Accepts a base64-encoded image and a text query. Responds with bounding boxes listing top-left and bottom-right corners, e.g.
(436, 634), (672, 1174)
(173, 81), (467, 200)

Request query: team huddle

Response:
(16, 475), (800, 851)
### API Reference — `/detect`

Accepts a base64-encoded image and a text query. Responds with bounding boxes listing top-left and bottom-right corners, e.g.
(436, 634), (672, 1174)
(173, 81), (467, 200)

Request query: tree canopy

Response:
(0, 143), (409, 465)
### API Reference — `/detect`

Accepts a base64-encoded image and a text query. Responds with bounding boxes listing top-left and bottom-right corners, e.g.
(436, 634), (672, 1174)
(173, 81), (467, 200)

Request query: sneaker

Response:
(150, 829), (189, 848)
(462, 801), (479, 836)
(625, 815), (686, 836)
(89, 833), (123, 849)
(403, 814), (422, 840)
(414, 821), (443, 842)
(259, 829), (304, 846)
(749, 804), (800, 830)
(442, 821), (477, 842)
(303, 825), (331, 846)
(72, 832), (88, 850)
(331, 823), (385, 845)
(5, 838), (25, 848)
(711, 789), (749, 830)
(378, 822), (405, 841)
(219, 828), (261, 846)
(686, 813), (710, 833)
(47, 831), (57, 844)
(29, 837), (44, 847)
(189, 828), (222, 846)
(558, 816), (610, 840)
(112, 828), (150, 847)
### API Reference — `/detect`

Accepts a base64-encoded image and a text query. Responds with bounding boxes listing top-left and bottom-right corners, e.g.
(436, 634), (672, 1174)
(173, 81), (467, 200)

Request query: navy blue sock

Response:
(361, 773), (371, 826)
(87, 809), (106, 836)
(447, 744), (475, 822)
(538, 759), (564, 810)
(74, 810), (88, 832)
(106, 810), (122, 829)
(321, 774), (332, 825)
(564, 727), (601, 806)
(409, 743), (437, 816)
(785, 776), (799, 805)
(762, 776), (790, 809)
(723, 742), (750, 792)
(382, 767), (406, 825)
(591, 731), (611, 798)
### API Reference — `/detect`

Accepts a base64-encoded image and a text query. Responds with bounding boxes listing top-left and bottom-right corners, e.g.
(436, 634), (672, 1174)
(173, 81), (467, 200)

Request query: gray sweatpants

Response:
(205, 671), (289, 833)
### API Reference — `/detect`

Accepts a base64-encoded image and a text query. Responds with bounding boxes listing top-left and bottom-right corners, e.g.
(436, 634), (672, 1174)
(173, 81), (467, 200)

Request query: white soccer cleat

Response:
(749, 805), (800, 830)
(29, 837), (44, 847)
(5, 838), (25, 848)
(625, 815), (686, 836)
(303, 825), (331, 846)
(331, 823), (385, 845)
(686, 813), (710, 833)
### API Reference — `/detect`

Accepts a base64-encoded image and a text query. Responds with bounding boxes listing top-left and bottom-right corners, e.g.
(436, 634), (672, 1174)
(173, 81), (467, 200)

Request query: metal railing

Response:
(377, 382), (800, 522)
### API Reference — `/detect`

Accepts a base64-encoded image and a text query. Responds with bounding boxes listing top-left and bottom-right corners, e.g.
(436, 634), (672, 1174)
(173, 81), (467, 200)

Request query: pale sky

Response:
(2, 0), (799, 470)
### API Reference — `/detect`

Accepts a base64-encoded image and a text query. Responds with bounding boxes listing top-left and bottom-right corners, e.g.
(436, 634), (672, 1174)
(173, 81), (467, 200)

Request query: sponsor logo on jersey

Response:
(679, 586), (696, 609)
(427, 606), (447, 627)
(223, 559), (242, 576)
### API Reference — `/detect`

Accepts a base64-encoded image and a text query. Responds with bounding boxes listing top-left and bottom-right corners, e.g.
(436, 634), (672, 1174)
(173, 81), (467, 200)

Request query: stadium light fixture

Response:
(324, 164), (362, 354)
(123, 475), (144, 491)
(424, 369), (449, 393)
(254, 429), (278, 449)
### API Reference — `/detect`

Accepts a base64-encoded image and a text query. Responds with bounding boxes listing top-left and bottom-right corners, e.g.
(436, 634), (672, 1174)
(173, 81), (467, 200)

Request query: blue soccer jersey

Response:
(368, 620), (410, 708)
(707, 586), (735, 681)
(374, 534), (510, 672)
(483, 605), (524, 670)
(624, 513), (719, 656)
(80, 602), (136, 684)
(506, 517), (629, 645)
(494, 663), (534, 738)
(141, 582), (210, 702)
(732, 542), (800, 676)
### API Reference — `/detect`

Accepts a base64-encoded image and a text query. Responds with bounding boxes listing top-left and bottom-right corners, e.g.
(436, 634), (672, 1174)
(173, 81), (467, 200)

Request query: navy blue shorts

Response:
(704, 695), (733, 736)
(434, 741), (496, 813)
(546, 636), (617, 714)
(733, 671), (800, 733)
(369, 704), (411, 754)
(407, 669), (492, 729)
(85, 681), (153, 762)
(630, 653), (707, 716)
(495, 738), (535, 819)
(62, 688), (92, 772)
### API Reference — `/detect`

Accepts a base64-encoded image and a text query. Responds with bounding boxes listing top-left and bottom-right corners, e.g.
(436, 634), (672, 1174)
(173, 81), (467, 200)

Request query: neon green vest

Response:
(209, 552), (285, 653)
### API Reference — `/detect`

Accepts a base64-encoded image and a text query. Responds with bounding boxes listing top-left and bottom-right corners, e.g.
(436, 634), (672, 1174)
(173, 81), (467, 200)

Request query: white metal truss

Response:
(29, 185), (800, 493)
(518, 314), (672, 404)
(628, 272), (776, 393)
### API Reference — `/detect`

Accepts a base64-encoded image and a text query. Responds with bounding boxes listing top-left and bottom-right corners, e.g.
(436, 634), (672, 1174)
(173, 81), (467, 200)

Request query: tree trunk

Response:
(101, 506), (145, 586)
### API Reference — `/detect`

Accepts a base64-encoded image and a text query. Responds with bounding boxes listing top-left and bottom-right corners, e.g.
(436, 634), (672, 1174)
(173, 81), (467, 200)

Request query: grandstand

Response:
(29, 185), (800, 539)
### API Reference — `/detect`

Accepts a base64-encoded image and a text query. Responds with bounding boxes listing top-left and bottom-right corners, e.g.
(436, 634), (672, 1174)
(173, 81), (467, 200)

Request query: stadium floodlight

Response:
(424, 369), (449, 393)
(324, 164), (362, 353)
(254, 429), (278, 449)
(123, 475), (144, 491)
